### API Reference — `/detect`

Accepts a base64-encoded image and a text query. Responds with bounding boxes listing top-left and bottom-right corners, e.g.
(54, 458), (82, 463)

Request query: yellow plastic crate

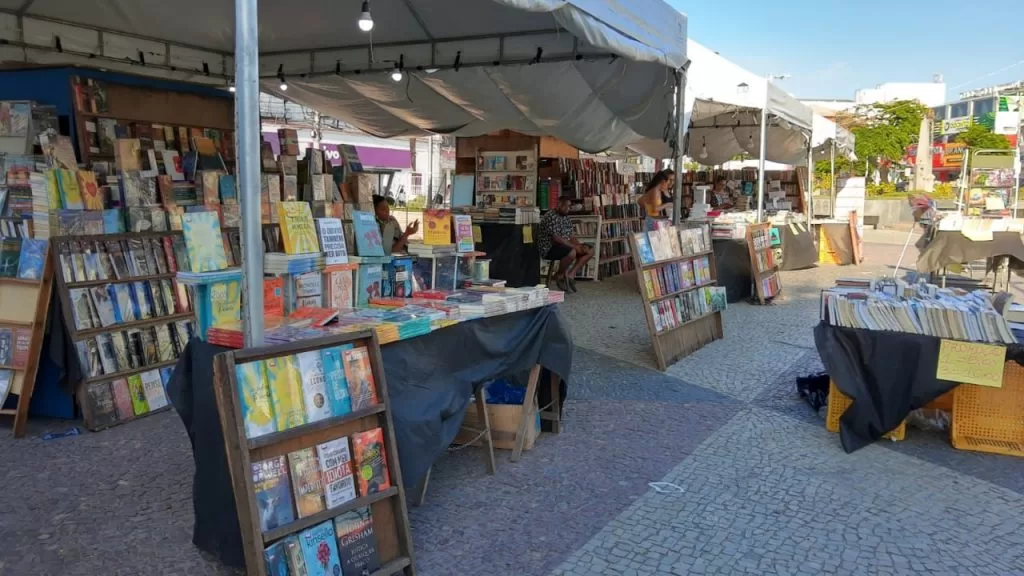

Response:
(951, 362), (1024, 458)
(826, 380), (906, 441)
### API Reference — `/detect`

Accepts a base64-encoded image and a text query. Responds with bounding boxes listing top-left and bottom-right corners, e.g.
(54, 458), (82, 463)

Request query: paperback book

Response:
(181, 211), (228, 272)
(334, 508), (380, 575)
(236, 360), (277, 439)
(252, 455), (296, 532)
(342, 346), (378, 410)
(320, 345), (354, 416)
(288, 447), (326, 518)
(351, 427), (391, 496)
(316, 437), (357, 509)
(298, 520), (342, 576)
(266, 355), (307, 430)
(278, 201), (320, 255)
(296, 350), (332, 422)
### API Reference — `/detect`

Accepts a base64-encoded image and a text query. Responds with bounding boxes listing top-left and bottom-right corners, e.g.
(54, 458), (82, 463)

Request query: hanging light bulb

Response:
(358, 1), (374, 32)
(391, 64), (403, 83)
(228, 84), (236, 93)
(747, 133), (754, 150)
(279, 79), (288, 91)
(700, 136), (708, 160)
(277, 65), (288, 91)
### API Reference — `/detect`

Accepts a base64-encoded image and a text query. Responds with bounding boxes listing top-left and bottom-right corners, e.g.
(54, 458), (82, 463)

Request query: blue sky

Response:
(672, 0), (1024, 102)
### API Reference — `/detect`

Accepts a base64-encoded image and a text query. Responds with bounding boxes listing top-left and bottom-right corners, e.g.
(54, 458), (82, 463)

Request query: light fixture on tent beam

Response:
(277, 65), (288, 91)
(358, 1), (374, 32)
(700, 136), (708, 160)
(391, 55), (404, 83)
(228, 79), (236, 93)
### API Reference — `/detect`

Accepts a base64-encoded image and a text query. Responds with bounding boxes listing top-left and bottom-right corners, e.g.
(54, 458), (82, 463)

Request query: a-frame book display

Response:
(212, 330), (415, 576)
(745, 222), (782, 305)
(628, 222), (725, 371)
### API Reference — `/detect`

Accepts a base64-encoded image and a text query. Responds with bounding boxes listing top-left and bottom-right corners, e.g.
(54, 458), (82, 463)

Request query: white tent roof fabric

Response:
(0, 0), (688, 155)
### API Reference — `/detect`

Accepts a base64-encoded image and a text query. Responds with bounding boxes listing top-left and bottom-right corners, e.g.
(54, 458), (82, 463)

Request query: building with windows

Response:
(931, 80), (1024, 142)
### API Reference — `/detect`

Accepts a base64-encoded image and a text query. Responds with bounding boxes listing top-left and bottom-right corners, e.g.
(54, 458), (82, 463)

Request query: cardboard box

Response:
(454, 400), (539, 451)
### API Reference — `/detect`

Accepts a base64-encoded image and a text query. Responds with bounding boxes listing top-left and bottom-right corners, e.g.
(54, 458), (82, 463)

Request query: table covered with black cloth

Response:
(814, 322), (1023, 453)
(915, 230), (1024, 273)
(166, 305), (572, 569)
(712, 238), (752, 303)
(776, 224), (818, 271)
(475, 222), (540, 287)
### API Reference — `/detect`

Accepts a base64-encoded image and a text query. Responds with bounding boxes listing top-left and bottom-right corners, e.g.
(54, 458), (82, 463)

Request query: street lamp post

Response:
(757, 74), (790, 222)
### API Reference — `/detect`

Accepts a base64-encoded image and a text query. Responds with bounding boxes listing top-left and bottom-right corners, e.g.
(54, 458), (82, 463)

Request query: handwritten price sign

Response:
(936, 339), (1005, 388)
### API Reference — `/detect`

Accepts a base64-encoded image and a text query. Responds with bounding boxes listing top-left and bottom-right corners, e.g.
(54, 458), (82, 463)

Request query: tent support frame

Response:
(672, 66), (687, 225)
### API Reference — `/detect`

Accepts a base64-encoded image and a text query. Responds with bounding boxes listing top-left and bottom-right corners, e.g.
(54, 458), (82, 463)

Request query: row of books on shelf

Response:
(263, 507), (382, 576)
(0, 237), (46, 280)
(598, 196), (641, 220)
(601, 239), (630, 258)
(0, 326), (31, 368)
(457, 206), (539, 224)
(600, 220), (640, 239)
(754, 249), (777, 274)
(749, 226), (773, 251)
(634, 224), (712, 265)
(761, 273), (781, 299)
(85, 366), (175, 428)
(820, 281), (1017, 344)
(570, 217), (599, 238)
(641, 255), (712, 299)
(74, 319), (195, 379)
(650, 286), (726, 333)
(477, 175), (534, 192)
(69, 271), (188, 328)
(598, 257), (634, 280)
(477, 153), (534, 172)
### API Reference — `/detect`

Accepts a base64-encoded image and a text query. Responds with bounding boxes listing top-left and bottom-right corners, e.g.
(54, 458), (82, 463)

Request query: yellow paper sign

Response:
(522, 225), (533, 243)
(936, 339), (1005, 388)
(472, 225), (483, 243)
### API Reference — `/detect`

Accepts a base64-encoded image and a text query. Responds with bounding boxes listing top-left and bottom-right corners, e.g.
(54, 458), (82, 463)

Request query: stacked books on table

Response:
(264, 252), (326, 275)
(821, 280), (1017, 344)
(445, 291), (507, 318)
(406, 242), (456, 258)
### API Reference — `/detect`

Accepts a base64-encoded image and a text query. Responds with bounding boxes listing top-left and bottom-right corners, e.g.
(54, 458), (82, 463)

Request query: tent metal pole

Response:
(672, 67), (687, 225)
(235, 0), (264, 347)
(830, 141), (836, 219)
(756, 78), (769, 222)
(806, 139), (813, 217)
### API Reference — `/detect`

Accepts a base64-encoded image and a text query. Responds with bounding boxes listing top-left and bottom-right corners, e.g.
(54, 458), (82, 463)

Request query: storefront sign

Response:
(941, 117), (972, 135)
(942, 142), (967, 167)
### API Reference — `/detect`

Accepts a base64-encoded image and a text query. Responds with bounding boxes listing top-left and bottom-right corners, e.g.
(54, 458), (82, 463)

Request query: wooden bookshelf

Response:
(474, 148), (538, 208)
(540, 214), (601, 282)
(629, 223), (724, 371)
(746, 223), (782, 305)
(212, 331), (415, 576)
(50, 232), (198, 431)
(0, 249), (54, 437)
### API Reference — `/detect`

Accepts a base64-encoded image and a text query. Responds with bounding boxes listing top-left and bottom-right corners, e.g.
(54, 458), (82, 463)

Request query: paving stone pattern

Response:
(1, 235), (1022, 575)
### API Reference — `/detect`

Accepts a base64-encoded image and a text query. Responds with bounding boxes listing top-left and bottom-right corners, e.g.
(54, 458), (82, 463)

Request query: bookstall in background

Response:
(474, 148), (537, 208)
(629, 223), (726, 371)
(746, 223), (782, 305)
(678, 168), (805, 213)
(51, 231), (198, 430)
(212, 331), (415, 576)
(0, 239), (54, 437)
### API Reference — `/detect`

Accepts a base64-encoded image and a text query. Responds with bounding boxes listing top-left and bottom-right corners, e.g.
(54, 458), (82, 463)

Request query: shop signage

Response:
(994, 95), (1022, 135)
(941, 117), (972, 135)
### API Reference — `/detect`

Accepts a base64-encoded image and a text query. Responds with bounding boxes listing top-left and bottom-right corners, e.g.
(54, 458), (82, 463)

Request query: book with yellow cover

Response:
(278, 201), (321, 255)
(422, 209), (452, 245)
(207, 278), (241, 328)
(235, 360), (277, 439)
(56, 169), (83, 210)
(181, 211), (228, 272)
(266, 355), (307, 430)
(45, 170), (61, 210)
(77, 170), (104, 210)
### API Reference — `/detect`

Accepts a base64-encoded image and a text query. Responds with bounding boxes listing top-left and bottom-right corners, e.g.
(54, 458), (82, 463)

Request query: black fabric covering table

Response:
(475, 222), (540, 287)
(166, 306), (572, 568)
(814, 322), (1023, 453)
(916, 230), (1024, 273)
(776, 225), (818, 271)
(712, 239), (752, 303)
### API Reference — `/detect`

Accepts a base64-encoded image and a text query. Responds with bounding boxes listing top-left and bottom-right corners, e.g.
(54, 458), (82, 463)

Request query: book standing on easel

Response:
(746, 223), (782, 305)
(629, 222), (726, 371)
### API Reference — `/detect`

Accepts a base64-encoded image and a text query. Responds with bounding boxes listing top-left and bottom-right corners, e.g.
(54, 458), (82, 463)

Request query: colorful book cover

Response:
(383, 257), (413, 298)
(15, 238), (46, 280)
(342, 346), (378, 411)
(351, 428), (391, 496)
(110, 378), (134, 420)
(453, 214), (474, 252)
(288, 448), (326, 518)
(284, 535), (307, 575)
(219, 174), (237, 203)
(423, 208), (452, 245)
(295, 350), (332, 423)
(263, 541), (290, 576)
(199, 171), (221, 206)
(126, 374), (150, 416)
(334, 508), (380, 575)
(264, 277), (285, 317)
(315, 218), (348, 265)
(327, 269), (354, 310)
(77, 170), (103, 210)
(278, 202), (320, 255)
(252, 455), (296, 532)
(56, 169), (84, 210)
(235, 360), (277, 439)
(206, 279), (241, 328)
(103, 209), (125, 233)
(299, 521), (342, 576)
(320, 345), (353, 416)
(0, 329), (11, 366)
(351, 211), (384, 257)
(181, 211), (228, 272)
(266, 355), (307, 430)
(44, 169), (62, 209)
(140, 369), (168, 410)
(634, 233), (655, 264)
(316, 437), (357, 509)
(356, 264), (383, 308)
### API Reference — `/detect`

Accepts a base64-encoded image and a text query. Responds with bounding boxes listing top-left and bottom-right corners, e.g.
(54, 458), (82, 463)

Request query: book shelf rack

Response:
(0, 247), (54, 437)
(50, 231), (198, 431)
(212, 331), (415, 576)
(628, 223), (725, 371)
(474, 148), (538, 208)
(746, 223), (782, 305)
(541, 214), (602, 282)
(597, 212), (641, 280)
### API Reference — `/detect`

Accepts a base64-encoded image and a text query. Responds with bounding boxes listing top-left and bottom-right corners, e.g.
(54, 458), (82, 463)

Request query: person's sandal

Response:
(555, 276), (569, 292)
(567, 277), (578, 293)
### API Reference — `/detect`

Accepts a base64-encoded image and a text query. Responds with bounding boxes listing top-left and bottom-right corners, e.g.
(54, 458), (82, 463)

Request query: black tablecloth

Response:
(814, 322), (1023, 453)
(167, 306), (572, 568)
(712, 239), (751, 303)
(777, 225), (818, 271)
(476, 223), (541, 287)
(916, 230), (1024, 273)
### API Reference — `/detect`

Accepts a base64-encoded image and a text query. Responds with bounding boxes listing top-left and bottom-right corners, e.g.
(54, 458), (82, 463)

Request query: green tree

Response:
(954, 123), (1011, 150)
(849, 100), (930, 183)
(812, 155), (864, 193)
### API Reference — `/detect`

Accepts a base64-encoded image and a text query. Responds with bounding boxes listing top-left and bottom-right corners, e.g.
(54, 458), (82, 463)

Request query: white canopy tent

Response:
(0, 0), (690, 344)
(811, 114), (854, 162)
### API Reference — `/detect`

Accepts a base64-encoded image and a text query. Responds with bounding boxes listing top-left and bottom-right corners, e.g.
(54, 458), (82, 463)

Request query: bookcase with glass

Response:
(629, 222), (726, 370)
(746, 223), (781, 304)
(213, 331), (415, 576)
(474, 149), (537, 208)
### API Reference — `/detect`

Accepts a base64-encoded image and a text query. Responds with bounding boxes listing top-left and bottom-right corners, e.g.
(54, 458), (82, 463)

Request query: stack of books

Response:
(406, 242), (456, 257)
(445, 291), (505, 318)
(264, 252), (325, 275)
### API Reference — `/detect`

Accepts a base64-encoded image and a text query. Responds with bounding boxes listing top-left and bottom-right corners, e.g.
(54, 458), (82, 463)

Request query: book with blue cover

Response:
(320, 345), (354, 416)
(251, 455), (295, 532)
(16, 238), (47, 280)
(236, 360), (277, 439)
(634, 232), (655, 264)
(351, 210), (385, 257)
(263, 541), (289, 576)
(298, 520), (342, 576)
(356, 264), (383, 308)
(218, 174), (237, 203)
(103, 209), (125, 233)
(383, 256), (413, 298)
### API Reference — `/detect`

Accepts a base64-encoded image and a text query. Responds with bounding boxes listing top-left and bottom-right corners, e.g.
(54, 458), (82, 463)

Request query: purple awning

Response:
(261, 131), (411, 170)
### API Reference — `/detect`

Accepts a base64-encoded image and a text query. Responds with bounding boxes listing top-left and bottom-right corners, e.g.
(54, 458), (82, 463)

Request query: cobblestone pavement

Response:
(2, 235), (1023, 575)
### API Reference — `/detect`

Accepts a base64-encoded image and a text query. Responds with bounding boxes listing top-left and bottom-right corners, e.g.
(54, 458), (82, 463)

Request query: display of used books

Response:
(649, 285), (726, 334)
(820, 283), (1017, 344)
(633, 223), (711, 266)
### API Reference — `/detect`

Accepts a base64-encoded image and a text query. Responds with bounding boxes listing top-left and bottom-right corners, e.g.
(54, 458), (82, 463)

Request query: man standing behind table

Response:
(538, 196), (592, 293)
